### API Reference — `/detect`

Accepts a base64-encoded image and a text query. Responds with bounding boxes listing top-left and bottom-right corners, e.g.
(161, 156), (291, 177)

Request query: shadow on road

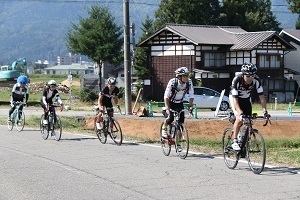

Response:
(263, 166), (300, 176)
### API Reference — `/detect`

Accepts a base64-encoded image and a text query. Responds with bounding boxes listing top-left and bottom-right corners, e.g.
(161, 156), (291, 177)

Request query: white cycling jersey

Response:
(164, 78), (194, 103)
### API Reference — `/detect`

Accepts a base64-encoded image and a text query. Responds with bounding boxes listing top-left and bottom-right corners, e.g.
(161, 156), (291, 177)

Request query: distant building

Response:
(57, 53), (77, 65)
(44, 63), (95, 75)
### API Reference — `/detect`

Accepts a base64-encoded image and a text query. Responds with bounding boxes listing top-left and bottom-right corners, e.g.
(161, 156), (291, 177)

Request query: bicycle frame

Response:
(8, 101), (26, 131)
(222, 113), (270, 174)
(94, 106), (123, 145)
(160, 108), (189, 159)
(40, 103), (62, 141)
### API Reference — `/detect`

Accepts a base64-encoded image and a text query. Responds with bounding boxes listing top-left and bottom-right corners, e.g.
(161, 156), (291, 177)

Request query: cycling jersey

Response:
(231, 74), (263, 99)
(99, 86), (120, 108)
(41, 88), (62, 105)
(11, 83), (29, 102)
(164, 78), (194, 103)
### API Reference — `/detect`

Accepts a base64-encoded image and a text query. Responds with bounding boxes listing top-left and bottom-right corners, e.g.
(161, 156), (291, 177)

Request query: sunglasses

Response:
(179, 74), (188, 78)
(245, 75), (254, 78)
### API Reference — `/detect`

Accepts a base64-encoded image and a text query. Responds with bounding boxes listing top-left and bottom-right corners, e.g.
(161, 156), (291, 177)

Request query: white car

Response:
(184, 86), (230, 111)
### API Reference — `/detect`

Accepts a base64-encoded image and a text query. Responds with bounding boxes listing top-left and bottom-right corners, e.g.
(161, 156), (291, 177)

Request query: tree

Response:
(220, 0), (280, 32)
(153, 0), (221, 29)
(134, 16), (154, 80)
(66, 4), (123, 89)
(286, 0), (300, 29)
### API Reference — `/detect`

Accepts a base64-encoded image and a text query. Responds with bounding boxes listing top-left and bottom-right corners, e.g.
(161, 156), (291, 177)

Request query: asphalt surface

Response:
(0, 125), (299, 200)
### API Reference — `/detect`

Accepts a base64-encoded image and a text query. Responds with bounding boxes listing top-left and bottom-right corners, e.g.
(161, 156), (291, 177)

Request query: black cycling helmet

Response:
(241, 62), (257, 75)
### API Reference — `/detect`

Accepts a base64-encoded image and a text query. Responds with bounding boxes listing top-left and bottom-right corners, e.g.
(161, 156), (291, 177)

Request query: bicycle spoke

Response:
(16, 111), (25, 132)
(160, 122), (171, 156)
(7, 120), (14, 131)
(222, 128), (238, 169)
(95, 118), (107, 144)
(176, 124), (189, 159)
(247, 130), (266, 174)
(109, 119), (123, 145)
(40, 114), (49, 140)
(53, 115), (62, 141)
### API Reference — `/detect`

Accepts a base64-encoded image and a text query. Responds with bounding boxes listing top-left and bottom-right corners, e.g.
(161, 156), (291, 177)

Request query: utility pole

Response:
(123, 0), (132, 115)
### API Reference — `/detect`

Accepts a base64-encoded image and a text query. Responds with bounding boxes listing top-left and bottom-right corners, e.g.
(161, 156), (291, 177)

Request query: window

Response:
(204, 52), (225, 67)
(259, 55), (280, 68)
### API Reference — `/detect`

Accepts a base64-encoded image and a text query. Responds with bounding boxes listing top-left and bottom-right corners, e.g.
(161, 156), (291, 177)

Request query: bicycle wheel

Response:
(176, 124), (189, 159)
(160, 122), (171, 156)
(222, 127), (238, 169)
(52, 115), (62, 141)
(7, 114), (14, 131)
(16, 111), (25, 132)
(95, 118), (107, 144)
(109, 118), (123, 145)
(247, 129), (266, 174)
(40, 114), (49, 140)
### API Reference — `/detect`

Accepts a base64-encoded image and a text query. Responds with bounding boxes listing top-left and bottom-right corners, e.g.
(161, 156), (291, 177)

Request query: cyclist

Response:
(230, 62), (269, 151)
(8, 75), (29, 121)
(161, 67), (194, 138)
(40, 80), (63, 125)
(95, 77), (120, 130)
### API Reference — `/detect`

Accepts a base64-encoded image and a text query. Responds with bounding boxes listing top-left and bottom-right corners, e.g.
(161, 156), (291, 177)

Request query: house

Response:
(279, 29), (300, 101)
(44, 63), (95, 75)
(137, 24), (296, 102)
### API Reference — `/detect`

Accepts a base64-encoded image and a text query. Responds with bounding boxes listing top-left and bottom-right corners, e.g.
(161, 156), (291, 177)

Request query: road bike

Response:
(40, 103), (62, 141)
(7, 101), (26, 132)
(222, 112), (271, 174)
(94, 106), (123, 145)
(160, 108), (190, 159)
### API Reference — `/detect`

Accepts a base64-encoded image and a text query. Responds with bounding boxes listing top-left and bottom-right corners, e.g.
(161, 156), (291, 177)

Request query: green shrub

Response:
(80, 87), (98, 102)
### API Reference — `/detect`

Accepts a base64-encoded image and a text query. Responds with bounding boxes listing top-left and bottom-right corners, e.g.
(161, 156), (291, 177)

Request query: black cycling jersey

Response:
(100, 86), (120, 107)
(231, 74), (263, 99)
(230, 74), (264, 115)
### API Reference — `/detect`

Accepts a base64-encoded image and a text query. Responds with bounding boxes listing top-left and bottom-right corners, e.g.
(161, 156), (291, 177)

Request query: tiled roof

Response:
(166, 24), (245, 45)
(138, 24), (295, 51)
(280, 29), (300, 42)
(231, 31), (275, 50)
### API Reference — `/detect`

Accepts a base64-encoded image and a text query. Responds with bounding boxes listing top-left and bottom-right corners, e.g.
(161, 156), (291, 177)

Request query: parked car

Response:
(184, 86), (230, 111)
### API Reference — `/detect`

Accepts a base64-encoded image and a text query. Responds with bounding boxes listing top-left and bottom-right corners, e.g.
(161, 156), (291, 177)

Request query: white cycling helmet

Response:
(48, 80), (57, 86)
(175, 67), (189, 77)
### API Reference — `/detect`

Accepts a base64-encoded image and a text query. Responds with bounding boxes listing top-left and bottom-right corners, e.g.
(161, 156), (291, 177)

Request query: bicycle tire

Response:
(52, 115), (62, 141)
(40, 114), (49, 140)
(109, 118), (123, 145)
(95, 118), (107, 144)
(176, 123), (189, 159)
(16, 110), (25, 132)
(7, 116), (14, 131)
(222, 127), (238, 169)
(160, 122), (171, 156)
(247, 129), (266, 174)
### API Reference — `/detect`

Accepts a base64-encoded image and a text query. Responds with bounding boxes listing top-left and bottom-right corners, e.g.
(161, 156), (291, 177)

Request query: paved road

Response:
(0, 125), (299, 200)
(1, 106), (300, 120)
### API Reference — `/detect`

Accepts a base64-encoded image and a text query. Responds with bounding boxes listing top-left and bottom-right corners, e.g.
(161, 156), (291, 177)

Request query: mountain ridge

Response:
(0, 0), (297, 64)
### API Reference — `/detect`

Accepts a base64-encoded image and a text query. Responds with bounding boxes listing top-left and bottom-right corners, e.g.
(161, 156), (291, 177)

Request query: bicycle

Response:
(40, 103), (62, 141)
(222, 112), (271, 174)
(7, 101), (26, 132)
(160, 108), (190, 159)
(93, 106), (123, 146)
